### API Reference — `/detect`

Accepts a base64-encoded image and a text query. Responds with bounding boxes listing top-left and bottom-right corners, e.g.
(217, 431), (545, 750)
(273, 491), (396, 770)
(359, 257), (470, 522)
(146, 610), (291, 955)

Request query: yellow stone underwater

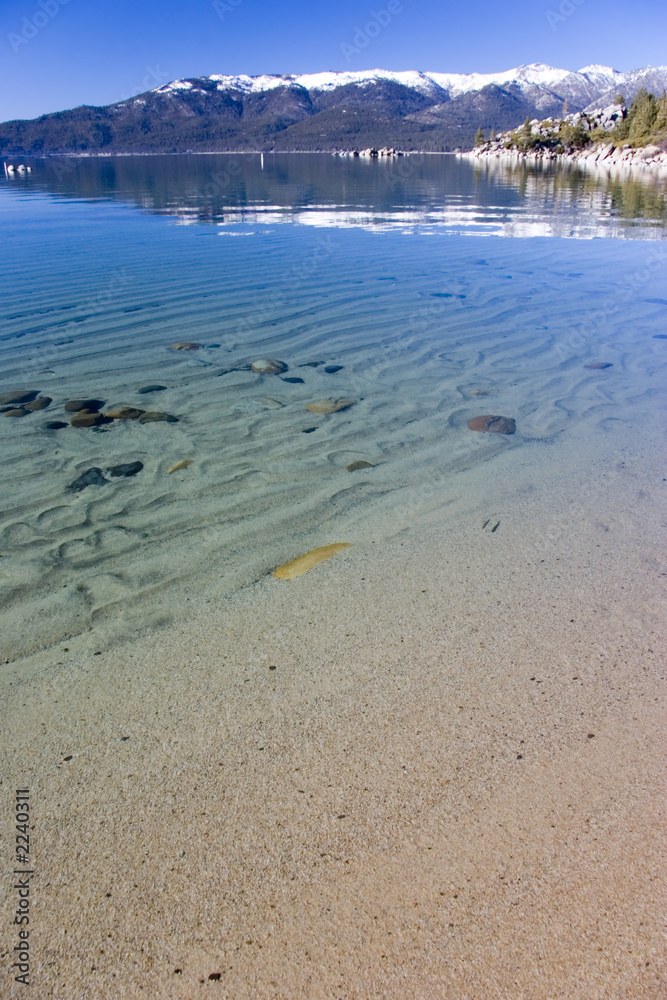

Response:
(272, 543), (352, 580)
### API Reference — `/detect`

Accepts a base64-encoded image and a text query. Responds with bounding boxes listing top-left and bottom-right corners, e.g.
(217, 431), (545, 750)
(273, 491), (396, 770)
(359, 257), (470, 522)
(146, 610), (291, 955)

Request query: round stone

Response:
(138, 411), (179, 423)
(105, 407), (145, 420)
(251, 359), (288, 374)
(107, 461), (144, 477)
(65, 399), (105, 413)
(0, 390), (39, 405)
(25, 396), (52, 411)
(68, 468), (109, 492)
(305, 398), (356, 414)
(467, 415), (516, 434)
(172, 342), (200, 351)
(70, 411), (106, 428)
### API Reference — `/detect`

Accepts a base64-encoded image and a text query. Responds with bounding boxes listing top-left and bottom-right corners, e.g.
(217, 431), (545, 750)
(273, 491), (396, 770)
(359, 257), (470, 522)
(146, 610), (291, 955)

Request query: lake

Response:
(1, 154), (666, 659)
(1, 152), (666, 998)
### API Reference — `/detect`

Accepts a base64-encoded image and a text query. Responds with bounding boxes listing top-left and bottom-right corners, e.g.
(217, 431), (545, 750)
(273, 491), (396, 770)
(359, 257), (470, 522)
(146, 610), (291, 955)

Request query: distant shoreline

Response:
(1, 149), (454, 158)
(3, 148), (667, 181)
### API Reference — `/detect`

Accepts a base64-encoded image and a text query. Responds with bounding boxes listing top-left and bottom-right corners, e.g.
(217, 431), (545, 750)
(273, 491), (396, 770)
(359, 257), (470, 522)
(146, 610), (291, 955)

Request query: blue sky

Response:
(1, 0), (666, 122)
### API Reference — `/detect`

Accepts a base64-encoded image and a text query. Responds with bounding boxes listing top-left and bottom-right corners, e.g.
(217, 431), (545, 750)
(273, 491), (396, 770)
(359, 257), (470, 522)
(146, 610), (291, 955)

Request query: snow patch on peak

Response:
(293, 69), (439, 94)
(152, 64), (667, 104)
(207, 74), (282, 92)
(427, 63), (572, 97)
(206, 69), (440, 95)
(511, 63), (572, 86)
(156, 79), (194, 93)
(577, 64), (619, 76)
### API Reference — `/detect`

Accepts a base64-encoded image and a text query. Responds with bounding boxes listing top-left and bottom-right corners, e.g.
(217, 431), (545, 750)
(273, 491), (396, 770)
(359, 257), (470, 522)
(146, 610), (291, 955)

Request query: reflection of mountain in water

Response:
(2, 153), (666, 238)
(470, 159), (667, 235)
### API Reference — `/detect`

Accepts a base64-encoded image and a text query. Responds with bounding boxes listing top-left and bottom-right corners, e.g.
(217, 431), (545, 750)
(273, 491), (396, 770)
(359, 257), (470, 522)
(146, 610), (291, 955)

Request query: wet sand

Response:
(1, 418), (665, 999)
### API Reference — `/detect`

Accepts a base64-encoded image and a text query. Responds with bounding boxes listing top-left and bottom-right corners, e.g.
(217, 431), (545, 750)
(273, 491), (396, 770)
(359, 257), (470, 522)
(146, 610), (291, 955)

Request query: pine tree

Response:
(653, 93), (667, 141)
(557, 121), (589, 150)
(474, 126), (485, 146)
(514, 116), (534, 151)
(628, 89), (658, 144)
(614, 88), (660, 146)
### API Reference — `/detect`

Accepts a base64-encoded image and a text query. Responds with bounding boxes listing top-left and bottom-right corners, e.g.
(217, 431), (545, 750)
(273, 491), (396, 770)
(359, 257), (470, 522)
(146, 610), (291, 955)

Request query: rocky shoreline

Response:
(459, 142), (667, 177)
(459, 100), (667, 178)
(332, 147), (403, 158)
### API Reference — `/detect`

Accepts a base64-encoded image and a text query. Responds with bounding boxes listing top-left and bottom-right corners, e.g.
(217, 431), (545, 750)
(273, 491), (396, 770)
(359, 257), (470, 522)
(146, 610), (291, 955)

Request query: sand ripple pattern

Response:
(1, 219), (666, 660)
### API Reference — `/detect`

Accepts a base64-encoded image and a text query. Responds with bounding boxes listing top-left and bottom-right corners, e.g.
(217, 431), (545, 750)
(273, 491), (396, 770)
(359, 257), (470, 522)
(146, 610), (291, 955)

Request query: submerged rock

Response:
(299, 361), (325, 368)
(0, 390), (39, 405)
(305, 398), (356, 414)
(70, 411), (107, 428)
(251, 359), (288, 374)
(584, 362), (613, 369)
(44, 420), (68, 430)
(273, 543), (352, 580)
(105, 406), (145, 420)
(346, 460), (374, 471)
(3, 407), (29, 418)
(324, 365), (344, 374)
(68, 468), (109, 492)
(65, 399), (105, 412)
(172, 342), (200, 351)
(138, 411), (179, 423)
(281, 377), (304, 384)
(260, 397), (285, 409)
(25, 396), (52, 411)
(137, 384), (168, 394)
(467, 415), (516, 434)
(108, 461), (143, 477)
(167, 460), (192, 473)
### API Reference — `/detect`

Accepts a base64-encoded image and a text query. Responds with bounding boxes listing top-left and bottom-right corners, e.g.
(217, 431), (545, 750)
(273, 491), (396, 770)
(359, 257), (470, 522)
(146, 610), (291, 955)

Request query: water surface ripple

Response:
(0, 155), (665, 659)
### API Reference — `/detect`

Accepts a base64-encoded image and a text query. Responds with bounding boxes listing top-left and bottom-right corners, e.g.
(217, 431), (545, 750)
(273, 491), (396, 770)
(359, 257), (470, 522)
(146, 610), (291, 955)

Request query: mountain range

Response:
(2, 64), (666, 155)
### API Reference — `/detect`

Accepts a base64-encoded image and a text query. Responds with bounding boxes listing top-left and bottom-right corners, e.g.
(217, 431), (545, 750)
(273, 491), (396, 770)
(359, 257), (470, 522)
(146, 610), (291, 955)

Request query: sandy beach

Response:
(2, 410), (665, 999)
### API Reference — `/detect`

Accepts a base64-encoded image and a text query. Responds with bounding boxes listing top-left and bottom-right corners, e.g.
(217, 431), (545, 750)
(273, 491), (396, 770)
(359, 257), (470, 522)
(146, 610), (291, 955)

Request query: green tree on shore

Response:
(613, 88), (666, 146)
(514, 116), (535, 151)
(474, 127), (485, 146)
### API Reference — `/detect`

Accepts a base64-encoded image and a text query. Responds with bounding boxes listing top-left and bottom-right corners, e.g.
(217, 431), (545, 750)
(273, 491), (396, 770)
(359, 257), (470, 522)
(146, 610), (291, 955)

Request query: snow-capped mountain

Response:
(2, 64), (665, 155)
(152, 63), (655, 105)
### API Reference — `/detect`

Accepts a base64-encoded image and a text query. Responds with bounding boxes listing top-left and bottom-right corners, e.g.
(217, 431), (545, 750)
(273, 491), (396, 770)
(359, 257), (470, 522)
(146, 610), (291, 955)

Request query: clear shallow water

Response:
(1, 155), (666, 660)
